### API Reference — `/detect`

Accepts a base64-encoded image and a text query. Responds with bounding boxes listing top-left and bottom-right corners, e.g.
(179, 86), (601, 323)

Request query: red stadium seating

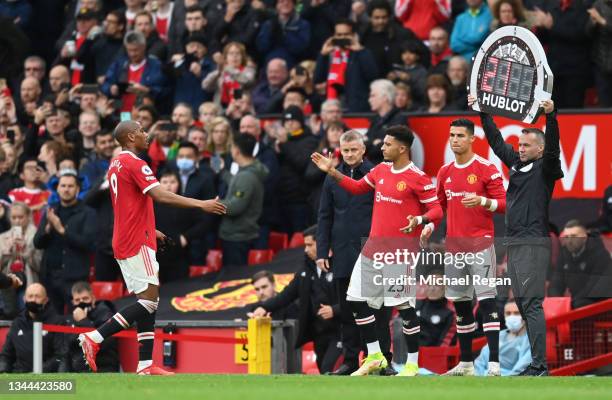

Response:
(91, 281), (125, 301)
(248, 249), (274, 265)
(543, 297), (572, 363)
(206, 249), (223, 270)
(189, 265), (219, 277)
(268, 231), (289, 254)
(301, 342), (318, 374)
(289, 232), (304, 248)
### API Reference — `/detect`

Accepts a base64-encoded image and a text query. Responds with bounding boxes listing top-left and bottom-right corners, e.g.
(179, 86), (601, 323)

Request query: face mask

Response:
(26, 301), (44, 315)
(505, 315), (523, 333)
(76, 302), (93, 310)
(176, 158), (195, 171)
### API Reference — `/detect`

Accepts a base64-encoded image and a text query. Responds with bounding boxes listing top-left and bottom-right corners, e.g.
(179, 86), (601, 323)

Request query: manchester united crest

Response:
(467, 174), (478, 184)
(396, 181), (407, 191)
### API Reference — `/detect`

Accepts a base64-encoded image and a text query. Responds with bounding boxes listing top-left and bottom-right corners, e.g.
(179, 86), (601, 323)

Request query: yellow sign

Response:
(234, 330), (248, 364)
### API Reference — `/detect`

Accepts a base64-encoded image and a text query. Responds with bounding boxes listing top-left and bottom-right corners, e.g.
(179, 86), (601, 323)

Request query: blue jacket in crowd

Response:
(101, 55), (167, 100)
(256, 13), (311, 67)
(450, 3), (492, 61)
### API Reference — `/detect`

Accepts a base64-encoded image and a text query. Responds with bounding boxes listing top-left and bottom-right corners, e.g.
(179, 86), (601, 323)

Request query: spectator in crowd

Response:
(0, 146), (19, 201)
(65, 281), (120, 372)
(250, 225), (342, 374)
(314, 19), (378, 113)
(490, 0), (531, 31)
(154, 169), (209, 281)
(172, 34), (215, 114)
(421, 73), (455, 113)
(147, 120), (180, 175)
(256, 0), (311, 67)
(590, 184), (612, 233)
(275, 106), (319, 235)
(134, 11), (168, 61)
(316, 130), (375, 375)
(187, 126), (210, 164)
(429, 26), (452, 75)
(386, 41), (428, 106)
(47, 65), (70, 104)
(549, 220), (612, 309)
(0, 203), (41, 318)
(447, 56), (469, 110)
(124, 0), (146, 27)
(249, 270), (298, 319)
(450, 0), (492, 61)
(225, 92), (256, 131)
(147, 0), (174, 42)
(394, 82), (417, 112)
(0, 283), (66, 372)
(474, 301), (532, 376)
(533, 0), (590, 108)
(202, 41), (257, 108)
(46, 158), (91, 205)
(75, 10), (127, 85)
(101, 30), (167, 113)
(80, 131), (115, 185)
(282, 87), (309, 112)
(206, 116), (234, 175)
(75, 110), (102, 162)
(252, 58), (290, 114)
(219, 134), (267, 266)
(8, 159), (50, 226)
(361, 0), (425, 77)
(36, 141), (66, 180)
(366, 79), (406, 165)
(212, 0), (260, 56)
(239, 115), (280, 249)
(416, 270), (456, 347)
(169, 5), (218, 58)
(300, 0), (351, 59)
(172, 102), (196, 140)
(310, 99), (345, 138)
(135, 104), (158, 131)
(55, 8), (101, 86)
(22, 55), (47, 87)
(586, 0), (612, 107)
(198, 101), (221, 128)
(394, 0), (451, 41)
(29, 106), (81, 162)
(16, 77), (42, 125)
(34, 173), (96, 314)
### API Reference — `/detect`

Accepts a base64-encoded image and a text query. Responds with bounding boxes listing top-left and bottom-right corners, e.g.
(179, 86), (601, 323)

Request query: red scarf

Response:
(70, 34), (87, 85)
(326, 49), (349, 100)
(431, 46), (453, 67)
(220, 67), (243, 106)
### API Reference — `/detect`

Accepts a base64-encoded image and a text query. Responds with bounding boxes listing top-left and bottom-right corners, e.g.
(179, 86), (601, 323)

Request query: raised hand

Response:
(310, 152), (334, 173)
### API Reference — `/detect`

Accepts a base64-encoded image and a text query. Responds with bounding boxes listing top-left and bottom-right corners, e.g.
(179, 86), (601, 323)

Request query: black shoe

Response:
(327, 364), (358, 375)
(519, 365), (549, 376)
(379, 365), (398, 376)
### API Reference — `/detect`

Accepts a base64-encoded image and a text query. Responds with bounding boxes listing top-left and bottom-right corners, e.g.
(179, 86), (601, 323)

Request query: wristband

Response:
(480, 196), (487, 207)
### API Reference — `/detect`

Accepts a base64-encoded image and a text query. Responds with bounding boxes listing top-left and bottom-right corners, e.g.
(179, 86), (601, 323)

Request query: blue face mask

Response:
(176, 158), (195, 172)
(505, 315), (523, 333)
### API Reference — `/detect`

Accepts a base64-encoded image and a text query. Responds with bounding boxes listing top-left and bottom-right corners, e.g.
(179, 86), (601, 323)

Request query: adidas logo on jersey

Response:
(445, 177), (451, 183)
(379, 179), (384, 184)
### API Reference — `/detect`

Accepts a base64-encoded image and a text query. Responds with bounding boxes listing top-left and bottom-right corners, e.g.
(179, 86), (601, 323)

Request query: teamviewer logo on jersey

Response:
(375, 192), (403, 205)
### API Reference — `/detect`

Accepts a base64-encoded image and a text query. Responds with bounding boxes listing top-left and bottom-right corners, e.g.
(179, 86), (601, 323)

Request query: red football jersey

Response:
(339, 162), (442, 238)
(107, 150), (159, 259)
(8, 187), (50, 226)
(436, 154), (506, 241)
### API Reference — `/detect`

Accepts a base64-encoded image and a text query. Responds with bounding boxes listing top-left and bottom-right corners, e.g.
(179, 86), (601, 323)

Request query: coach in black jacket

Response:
(316, 130), (373, 374)
(34, 173), (96, 315)
(478, 97), (563, 376)
(251, 226), (342, 374)
(0, 283), (66, 373)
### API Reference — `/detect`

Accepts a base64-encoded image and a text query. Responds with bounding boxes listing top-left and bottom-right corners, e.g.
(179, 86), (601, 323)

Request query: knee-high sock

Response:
(349, 300), (380, 354)
(454, 300), (476, 362)
(479, 298), (500, 363)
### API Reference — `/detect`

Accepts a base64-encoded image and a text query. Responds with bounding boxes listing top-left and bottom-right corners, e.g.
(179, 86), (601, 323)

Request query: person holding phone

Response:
(314, 19), (378, 112)
(0, 202), (41, 318)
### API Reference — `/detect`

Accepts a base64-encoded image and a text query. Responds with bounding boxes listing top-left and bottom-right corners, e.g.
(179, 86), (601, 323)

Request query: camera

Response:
(6, 128), (15, 144)
(331, 38), (351, 48)
(234, 88), (243, 99)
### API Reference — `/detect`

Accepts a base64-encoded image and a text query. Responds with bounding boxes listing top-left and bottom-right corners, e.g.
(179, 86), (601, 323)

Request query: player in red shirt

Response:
(79, 121), (226, 375)
(311, 126), (443, 377)
(422, 118), (506, 376)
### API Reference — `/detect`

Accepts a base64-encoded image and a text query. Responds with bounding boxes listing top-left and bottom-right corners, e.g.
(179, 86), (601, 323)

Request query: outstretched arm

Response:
(311, 152), (374, 195)
(148, 186), (226, 215)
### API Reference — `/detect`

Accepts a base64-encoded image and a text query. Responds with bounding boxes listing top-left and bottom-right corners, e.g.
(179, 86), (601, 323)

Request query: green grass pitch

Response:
(3, 374), (611, 400)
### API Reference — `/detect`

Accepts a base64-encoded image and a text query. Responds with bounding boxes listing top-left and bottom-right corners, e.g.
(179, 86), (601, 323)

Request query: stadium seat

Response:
(544, 297), (572, 343)
(91, 281), (124, 301)
(289, 232), (304, 248)
(206, 249), (223, 270)
(301, 342), (319, 375)
(248, 249), (274, 266)
(189, 265), (218, 277)
(268, 231), (289, 255)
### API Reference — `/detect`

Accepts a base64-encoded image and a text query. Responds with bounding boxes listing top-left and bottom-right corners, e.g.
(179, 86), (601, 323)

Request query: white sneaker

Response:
(487, 362), (501, 376)
(443, 362), (475, 376)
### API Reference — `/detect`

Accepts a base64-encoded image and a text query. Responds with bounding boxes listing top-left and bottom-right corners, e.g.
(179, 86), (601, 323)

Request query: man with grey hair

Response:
(101, 30), (166, 111)
(447, 56), (469, 110)
(312, 99), (346, 137)
(24, 56), (47, 83)
(365, 79), (407, 164)
(317, 129), (394, 375)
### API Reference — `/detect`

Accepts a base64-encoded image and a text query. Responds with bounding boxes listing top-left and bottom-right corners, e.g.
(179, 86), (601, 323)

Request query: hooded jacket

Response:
(220, 159), (268, 241)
